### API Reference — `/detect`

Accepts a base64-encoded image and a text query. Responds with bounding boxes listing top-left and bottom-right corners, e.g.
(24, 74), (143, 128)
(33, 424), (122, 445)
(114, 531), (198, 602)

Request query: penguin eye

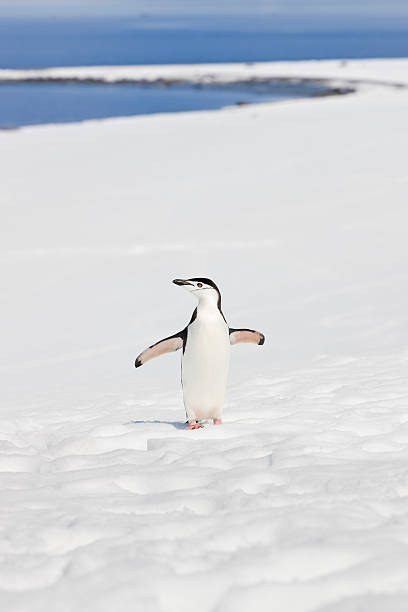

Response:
(197, 282), (203, 288)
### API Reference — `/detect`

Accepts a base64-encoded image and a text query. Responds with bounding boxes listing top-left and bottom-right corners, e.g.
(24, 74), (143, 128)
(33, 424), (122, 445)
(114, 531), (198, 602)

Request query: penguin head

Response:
(173, 277), (221, 302)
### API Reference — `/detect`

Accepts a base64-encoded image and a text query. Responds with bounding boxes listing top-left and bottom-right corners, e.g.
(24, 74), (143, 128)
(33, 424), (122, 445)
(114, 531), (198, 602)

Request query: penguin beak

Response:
(173, 279), (193, 286)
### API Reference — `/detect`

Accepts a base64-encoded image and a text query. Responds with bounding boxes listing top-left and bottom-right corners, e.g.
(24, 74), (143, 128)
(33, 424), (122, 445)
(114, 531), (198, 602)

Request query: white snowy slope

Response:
(1, 59), (408, 611)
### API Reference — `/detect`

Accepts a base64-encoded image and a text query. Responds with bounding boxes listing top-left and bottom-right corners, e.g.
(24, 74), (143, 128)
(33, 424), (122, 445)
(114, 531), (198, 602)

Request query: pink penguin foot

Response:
(213, 418), (223, 425)
(187, 420), (204, 430)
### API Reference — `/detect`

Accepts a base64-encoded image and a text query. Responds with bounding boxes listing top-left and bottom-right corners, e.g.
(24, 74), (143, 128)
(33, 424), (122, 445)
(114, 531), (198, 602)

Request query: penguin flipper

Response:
(229, 328), (265, 346)
(135, 331), (185, 368)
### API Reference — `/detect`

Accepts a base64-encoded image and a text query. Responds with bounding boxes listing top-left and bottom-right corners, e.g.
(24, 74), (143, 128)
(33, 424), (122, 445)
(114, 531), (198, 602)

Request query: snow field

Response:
(1, 353), (408, 610)
(1, 58), (408, 610)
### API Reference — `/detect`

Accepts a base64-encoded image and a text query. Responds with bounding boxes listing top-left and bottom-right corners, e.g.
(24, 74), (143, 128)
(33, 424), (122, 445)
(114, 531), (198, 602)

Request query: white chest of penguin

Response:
(181, 307), (230, 420)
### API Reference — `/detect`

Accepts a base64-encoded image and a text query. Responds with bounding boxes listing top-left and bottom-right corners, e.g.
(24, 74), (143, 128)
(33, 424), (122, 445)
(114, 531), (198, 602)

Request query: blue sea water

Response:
(0, 18), (407, 68)
(0, 81), (328, 129)
(0, 17), (407, 126)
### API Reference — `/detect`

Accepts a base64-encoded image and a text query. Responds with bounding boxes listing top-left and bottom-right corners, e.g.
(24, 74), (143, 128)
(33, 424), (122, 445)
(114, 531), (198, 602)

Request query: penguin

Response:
(134, 278), (264, 429)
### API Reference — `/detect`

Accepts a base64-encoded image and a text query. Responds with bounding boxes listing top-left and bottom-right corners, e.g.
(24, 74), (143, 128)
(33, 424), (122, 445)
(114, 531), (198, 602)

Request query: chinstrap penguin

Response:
(135, 278), (264, 429)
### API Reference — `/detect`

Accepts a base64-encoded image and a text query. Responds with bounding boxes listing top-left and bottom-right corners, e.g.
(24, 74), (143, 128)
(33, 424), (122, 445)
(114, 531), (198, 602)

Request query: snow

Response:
(1, 58), (408, 611)
(1, 57), (408, 86)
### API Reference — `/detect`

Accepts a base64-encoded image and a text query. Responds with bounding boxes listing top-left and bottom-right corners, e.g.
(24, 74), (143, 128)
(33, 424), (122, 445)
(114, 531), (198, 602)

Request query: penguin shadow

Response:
(129, 420), (187, 430)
